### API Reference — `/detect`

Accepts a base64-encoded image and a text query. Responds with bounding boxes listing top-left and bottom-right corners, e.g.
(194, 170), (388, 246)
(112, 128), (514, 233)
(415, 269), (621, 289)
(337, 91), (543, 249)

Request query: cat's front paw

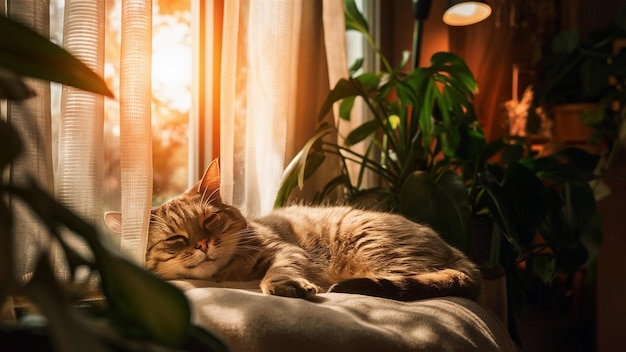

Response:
(262, 277), (319, 299)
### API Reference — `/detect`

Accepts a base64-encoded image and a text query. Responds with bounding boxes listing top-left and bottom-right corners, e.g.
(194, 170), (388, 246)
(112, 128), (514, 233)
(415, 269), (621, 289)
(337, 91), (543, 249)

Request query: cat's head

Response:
(104, 159), (249, 280)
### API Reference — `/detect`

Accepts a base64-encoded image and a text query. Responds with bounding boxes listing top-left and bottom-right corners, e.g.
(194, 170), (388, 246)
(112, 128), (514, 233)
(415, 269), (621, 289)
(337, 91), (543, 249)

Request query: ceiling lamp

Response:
(443, 0), (492, 26)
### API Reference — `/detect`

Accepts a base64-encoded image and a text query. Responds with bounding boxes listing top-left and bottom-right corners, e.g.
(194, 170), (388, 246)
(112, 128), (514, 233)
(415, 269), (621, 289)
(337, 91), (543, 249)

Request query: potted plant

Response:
(0, 15), (227, 351)
(530, 4), (626, 168)
(275, 0), (483, 254)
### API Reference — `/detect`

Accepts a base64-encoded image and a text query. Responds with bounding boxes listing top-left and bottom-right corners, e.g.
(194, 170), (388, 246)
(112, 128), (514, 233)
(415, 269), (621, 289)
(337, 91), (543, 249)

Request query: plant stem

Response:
(321, 144), (397, 184)
(363, 96), (401, 154)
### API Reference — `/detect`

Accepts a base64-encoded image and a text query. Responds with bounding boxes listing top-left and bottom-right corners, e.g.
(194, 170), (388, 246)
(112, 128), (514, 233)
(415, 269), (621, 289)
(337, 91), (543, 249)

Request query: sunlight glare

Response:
(152, 11), (192, 113)
(450, 4), (477, 17)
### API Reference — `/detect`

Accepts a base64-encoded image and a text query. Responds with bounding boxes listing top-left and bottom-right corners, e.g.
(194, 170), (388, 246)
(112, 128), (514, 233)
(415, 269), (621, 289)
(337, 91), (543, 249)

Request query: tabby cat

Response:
(105, 159), (481, 301)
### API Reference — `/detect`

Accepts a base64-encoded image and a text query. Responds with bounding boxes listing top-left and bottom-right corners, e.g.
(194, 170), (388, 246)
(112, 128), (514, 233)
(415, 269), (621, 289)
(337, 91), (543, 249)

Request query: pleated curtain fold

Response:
(6, 0), (54, 279)
(57, 0), (106, 265)
(5, 0), (154, 275)
(119, 0), (153, 265)
(219, 0), (347, 217)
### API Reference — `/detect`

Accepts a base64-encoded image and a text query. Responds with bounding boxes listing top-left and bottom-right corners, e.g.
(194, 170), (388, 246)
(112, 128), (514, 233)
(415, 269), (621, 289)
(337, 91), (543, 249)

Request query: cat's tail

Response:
(329, 265), (481, 301)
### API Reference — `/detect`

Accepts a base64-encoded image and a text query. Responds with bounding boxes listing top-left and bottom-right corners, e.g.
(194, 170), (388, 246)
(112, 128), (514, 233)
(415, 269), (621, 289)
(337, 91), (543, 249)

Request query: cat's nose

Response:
(194, 239), (210, 252)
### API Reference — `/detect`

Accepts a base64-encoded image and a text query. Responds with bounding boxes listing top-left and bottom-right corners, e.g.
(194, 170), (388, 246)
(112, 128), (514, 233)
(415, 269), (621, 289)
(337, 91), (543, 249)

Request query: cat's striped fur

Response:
(105, 159), (481, 301)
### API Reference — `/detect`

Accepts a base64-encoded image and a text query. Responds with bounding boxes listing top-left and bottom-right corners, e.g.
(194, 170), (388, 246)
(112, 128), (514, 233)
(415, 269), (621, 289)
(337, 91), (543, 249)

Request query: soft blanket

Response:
(172, 280), (517, 352)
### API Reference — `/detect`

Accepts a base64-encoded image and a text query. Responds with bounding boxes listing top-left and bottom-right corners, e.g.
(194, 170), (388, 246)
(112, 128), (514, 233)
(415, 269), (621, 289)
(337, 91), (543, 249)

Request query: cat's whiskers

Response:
(153, 251), (204, 277)
(150, 213), (171, 232)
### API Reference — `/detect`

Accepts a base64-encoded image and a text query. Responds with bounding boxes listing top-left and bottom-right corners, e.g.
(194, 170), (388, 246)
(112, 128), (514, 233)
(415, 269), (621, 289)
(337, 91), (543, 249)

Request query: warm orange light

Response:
(152, 11), (192, 115)
(443, 2), (491, 26)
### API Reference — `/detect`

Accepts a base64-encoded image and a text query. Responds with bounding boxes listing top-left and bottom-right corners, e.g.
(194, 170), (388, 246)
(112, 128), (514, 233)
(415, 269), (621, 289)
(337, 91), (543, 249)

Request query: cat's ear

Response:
(197, 158), (222, 203)
(104, 211), (122, 233)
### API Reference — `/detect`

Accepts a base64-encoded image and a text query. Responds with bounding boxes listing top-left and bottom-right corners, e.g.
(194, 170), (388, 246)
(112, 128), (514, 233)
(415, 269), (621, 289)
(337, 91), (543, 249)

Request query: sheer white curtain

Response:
(118, 0), (153, 265)
(57, 0), (105, 265)
(219, 0), (347, 216)
(6, 0), (153, 276)
(6, 0), (54, 278)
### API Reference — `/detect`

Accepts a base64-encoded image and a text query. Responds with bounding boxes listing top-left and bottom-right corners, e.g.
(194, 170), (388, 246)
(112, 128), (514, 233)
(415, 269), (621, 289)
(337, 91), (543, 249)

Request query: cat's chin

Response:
(179, 256), (229, 280)
(151, 255), (224, 281)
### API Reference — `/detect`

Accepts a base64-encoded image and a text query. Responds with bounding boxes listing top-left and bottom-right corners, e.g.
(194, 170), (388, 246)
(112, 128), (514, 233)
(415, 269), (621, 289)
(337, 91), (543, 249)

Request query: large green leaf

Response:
(318, 78), (363, 121)
(0, 67), (36, 100)
(394, 77), (418, 108)
(399, 170), (470, 251)
(13, 183), (193, 348)
(317, 70), (380, 123)
(501, 163), (548, 248)
(339, 96), (356, 121)
(24, 255), (112, 352)
(454, 121), (485, 163)
(348, 57), (364, 75)
(0, 15), (114, 98)
(343, 0), (369, 34)
(357, 72), (381, 92)
(274, 123), (334, 207)
(98, 255), (192, 346)
(345, 119), (378, 146)
(479, 170), (522, 254)
(550, 147), (601, 174)
(542, 181), (596, 246)
(430, 52), (477, 94)
(275, 151), (326, 207)
(416, 78), (436, 148)
(0, 120), (22, 171)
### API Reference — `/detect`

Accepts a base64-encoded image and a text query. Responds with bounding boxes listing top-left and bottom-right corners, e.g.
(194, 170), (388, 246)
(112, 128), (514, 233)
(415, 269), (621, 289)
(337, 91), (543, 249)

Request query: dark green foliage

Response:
(277, 0), (602, 317)
(0, 15), (114, 99)
(531, 2), (626, 170)
(276, 1), (479, 254)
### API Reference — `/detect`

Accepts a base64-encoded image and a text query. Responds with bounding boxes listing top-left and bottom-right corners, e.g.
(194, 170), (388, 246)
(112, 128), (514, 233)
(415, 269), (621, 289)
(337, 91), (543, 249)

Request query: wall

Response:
(379, 0), (448, 70)
(597, 153), (626, 351)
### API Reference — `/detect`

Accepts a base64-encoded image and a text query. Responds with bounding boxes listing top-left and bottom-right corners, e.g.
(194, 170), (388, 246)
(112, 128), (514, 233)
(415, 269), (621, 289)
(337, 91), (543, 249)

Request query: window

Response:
(50, 0), (194, 210)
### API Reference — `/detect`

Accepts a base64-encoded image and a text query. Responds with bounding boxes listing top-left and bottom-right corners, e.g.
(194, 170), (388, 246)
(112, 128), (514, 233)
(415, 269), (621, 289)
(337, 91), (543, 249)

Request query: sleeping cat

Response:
(105, 159), (481, 301)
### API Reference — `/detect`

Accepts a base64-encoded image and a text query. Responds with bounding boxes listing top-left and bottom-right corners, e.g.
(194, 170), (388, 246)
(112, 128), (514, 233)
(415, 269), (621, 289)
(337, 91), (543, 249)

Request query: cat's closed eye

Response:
(163, 234), (189, 253)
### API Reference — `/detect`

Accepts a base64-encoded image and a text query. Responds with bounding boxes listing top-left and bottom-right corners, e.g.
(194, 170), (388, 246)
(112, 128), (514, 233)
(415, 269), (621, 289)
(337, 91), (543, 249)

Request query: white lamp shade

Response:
(443, 1), (492, 26)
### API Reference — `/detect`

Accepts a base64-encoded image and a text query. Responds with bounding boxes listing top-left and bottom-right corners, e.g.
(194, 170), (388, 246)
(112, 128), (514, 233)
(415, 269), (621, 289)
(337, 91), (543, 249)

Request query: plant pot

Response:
(550, 103), (596, 144)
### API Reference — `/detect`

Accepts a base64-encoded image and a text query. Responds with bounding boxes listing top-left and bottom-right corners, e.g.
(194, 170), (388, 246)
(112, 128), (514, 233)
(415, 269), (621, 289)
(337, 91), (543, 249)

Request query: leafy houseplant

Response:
(276, 0), (602, 333)
(276, 0), (484, 254)
(477, 139), (601, 312)
(530, 4), (626, 170)
(0, 15), (227, 351)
